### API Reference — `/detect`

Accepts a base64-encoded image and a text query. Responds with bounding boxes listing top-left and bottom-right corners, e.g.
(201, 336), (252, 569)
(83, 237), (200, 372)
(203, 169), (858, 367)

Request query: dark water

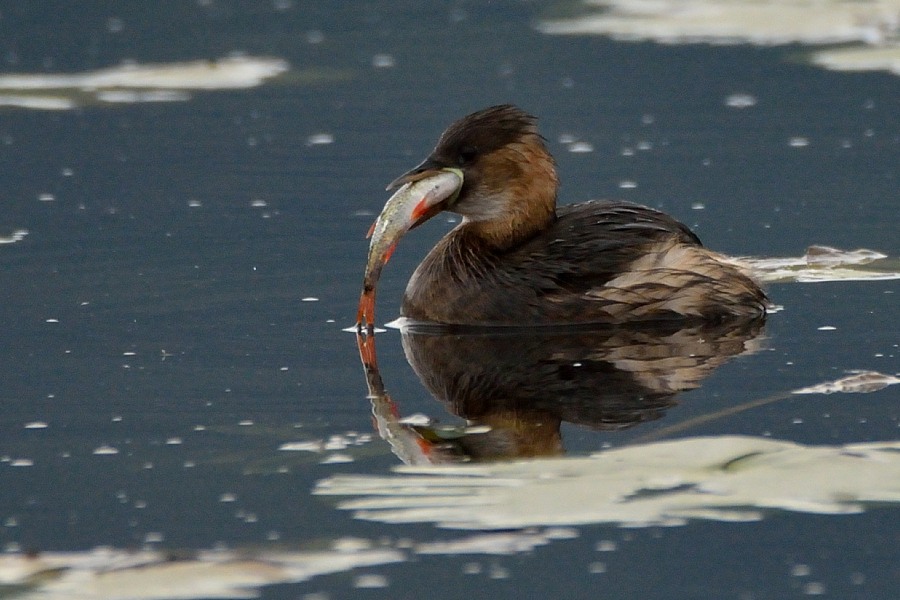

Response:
(0, 2), (898, 598)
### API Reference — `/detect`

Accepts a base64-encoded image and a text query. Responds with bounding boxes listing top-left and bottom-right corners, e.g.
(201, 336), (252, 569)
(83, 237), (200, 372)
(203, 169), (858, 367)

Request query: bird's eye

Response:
(457, 146), (477, 166)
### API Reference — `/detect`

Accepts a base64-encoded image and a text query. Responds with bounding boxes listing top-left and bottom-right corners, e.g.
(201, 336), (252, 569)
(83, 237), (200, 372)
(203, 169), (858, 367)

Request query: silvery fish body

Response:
(357, 170), (463, 328)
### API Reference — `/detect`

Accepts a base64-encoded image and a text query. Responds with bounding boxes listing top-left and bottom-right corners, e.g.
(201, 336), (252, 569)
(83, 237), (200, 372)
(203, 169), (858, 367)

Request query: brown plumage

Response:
(374, 104), (768, 326)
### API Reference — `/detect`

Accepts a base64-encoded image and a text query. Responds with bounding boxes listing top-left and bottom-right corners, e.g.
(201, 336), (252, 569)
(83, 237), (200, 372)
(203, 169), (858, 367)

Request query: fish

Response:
(356, 168), (463, 329)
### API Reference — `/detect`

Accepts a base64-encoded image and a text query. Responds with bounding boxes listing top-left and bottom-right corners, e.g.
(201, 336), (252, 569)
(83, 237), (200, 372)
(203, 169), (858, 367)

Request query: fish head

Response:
(384, 161), (464, 229)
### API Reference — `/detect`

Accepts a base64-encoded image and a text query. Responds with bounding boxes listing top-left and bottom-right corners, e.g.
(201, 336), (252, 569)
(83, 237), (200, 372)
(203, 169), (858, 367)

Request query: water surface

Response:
(0, 2), (897, 598)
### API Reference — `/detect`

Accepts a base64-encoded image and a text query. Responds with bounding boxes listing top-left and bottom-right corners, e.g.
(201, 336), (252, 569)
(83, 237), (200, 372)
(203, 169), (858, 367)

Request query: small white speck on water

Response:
(306, 133), (334, 145)
(371, 54), (396, 68)
(320, 453), (354, 464)
(817, 326), (837, 331)
(279, 441), (322, 452)
(488, 564), (510, 579)
(106, 16), (125, 33)
(802, 582), (826, 595)
(353, 574), (389, 588)
(588, 561), (607, 574)
(332, 538), (373, 552)
(305, 30), (324, 44)
(568, 141), (593, 153)
(725, 93), (757, 108)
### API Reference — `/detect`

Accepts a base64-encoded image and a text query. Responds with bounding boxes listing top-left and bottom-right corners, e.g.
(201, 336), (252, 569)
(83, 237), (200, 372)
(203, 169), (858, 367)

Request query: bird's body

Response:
(357, 105), (767, 327)
(403, 200), (766, 324)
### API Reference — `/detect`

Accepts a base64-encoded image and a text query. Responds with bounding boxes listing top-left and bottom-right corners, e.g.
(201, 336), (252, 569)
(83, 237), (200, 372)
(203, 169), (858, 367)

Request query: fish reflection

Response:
(356, 318), (765, 463)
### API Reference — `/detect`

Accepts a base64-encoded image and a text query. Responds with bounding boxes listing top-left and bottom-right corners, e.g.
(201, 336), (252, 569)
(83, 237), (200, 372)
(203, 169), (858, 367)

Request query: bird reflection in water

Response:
(356, 318), (765, 464)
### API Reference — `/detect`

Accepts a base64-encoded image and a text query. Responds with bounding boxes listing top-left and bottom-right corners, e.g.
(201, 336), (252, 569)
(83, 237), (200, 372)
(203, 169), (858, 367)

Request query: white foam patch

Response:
(316, 435), (900, 530)
(96, 90), (192, 104)
(537, 1), (900, 76)
(0, 545), (404, 598)
(0, 229), (29, 244)
(739, 246), (900, 283)
(812, 45), (900, 75)
(537, 1), (900, 46)
(0, 95), (75, 110)
(415, 529), (578, 556)
(0, 56), (288, 90)
(0, 56), (289, 110)
(792, 371), (900, 395)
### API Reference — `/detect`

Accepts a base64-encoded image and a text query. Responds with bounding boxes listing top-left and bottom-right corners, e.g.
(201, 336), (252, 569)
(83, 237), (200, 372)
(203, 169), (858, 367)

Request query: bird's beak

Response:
(386, 157), (447, 191)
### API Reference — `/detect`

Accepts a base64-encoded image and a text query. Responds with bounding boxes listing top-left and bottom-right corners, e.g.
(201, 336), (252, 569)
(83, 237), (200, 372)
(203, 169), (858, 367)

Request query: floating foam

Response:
(537, 0), (900, 46)
(0, 545), (403, 598)
(740, 246), (900, 283)
(537, 1), (900, 76)
(0, 56), (289, 91)
(316, 434), (900, 530)
(0, 56), (289, 110)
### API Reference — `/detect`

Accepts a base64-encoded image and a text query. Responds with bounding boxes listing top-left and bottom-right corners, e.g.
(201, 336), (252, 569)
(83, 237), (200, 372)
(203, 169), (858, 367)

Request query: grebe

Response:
(357, 105), (767, 327)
